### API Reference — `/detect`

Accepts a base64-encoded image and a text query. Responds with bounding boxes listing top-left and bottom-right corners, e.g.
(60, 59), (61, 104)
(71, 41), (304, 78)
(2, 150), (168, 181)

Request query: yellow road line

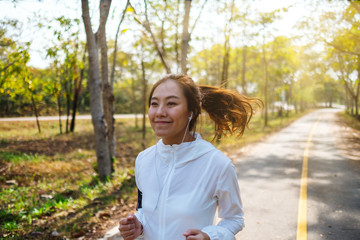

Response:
(296, 116), (322, 240)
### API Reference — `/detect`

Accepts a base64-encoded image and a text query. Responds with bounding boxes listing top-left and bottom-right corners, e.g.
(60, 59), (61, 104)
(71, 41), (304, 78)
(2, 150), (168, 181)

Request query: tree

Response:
(258, 11), (275, 126)
(190, 44), (224, 86)
(323, 3), (360, 117)
(107, 0), (131, 161)
(130, 0), (171, 73)
(233, 4), (255, 95)
(45, 16), (87, 134)
(24, 69), (43, 133)
(267, 36), (299, 115)
(0, 19), (42, 120)
(129, 0), (207, 74)
(180, 0), (191, 74)
(70, 43), (87, 132)
(82, 0), (112, 181)
(220, 0), (235, 88)
(256, 8), (285, 126)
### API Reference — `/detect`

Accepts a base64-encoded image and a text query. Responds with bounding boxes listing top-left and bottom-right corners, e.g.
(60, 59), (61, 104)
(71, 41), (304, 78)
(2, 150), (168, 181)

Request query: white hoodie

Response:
(135, 133), (244, 240)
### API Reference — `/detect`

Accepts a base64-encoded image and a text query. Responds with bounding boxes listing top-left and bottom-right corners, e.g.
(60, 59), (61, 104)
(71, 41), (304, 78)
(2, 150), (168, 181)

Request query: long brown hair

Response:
(148, 74), (263, 140)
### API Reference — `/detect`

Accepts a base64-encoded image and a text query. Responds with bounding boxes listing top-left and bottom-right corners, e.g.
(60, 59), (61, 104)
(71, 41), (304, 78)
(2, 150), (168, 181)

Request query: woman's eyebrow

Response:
(151, 95), (180, 100)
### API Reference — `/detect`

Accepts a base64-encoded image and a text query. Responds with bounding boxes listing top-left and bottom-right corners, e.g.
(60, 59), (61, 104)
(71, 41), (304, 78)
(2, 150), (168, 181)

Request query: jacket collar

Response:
(156, 133), (215, 168)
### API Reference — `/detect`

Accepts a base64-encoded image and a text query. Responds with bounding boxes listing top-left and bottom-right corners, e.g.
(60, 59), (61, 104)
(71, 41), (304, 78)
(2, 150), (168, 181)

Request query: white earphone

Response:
(189, 112), (193, 120)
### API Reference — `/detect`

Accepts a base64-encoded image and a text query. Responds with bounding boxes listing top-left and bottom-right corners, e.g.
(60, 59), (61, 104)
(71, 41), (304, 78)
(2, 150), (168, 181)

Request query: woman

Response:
(119, 74), (262, 240)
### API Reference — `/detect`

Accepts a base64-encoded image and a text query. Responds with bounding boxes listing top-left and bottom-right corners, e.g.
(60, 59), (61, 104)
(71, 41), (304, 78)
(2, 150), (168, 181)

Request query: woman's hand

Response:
(183, 229), (210, 240)
(118, 214), (143, 240)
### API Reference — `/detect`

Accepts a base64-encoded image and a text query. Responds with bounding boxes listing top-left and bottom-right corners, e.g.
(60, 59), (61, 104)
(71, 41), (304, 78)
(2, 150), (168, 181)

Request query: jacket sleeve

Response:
(201, 160), (244, 240)
(134, 153), (145, 239)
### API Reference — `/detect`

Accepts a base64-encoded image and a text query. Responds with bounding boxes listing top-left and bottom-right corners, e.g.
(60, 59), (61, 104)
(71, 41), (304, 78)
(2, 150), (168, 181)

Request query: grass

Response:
(0, 110), (309, 239)
(0, 118), (145, 239)
(0, 152), (45, 164)
(338, 111), (360, 132)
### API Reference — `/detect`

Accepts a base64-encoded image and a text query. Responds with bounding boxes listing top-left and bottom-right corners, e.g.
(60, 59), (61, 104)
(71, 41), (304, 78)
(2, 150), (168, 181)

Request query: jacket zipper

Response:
(159, 148), (176, 240)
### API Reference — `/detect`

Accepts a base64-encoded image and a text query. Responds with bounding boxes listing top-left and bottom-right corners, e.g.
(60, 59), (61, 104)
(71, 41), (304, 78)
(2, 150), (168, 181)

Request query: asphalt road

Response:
(99, 108), (360, 240)
(233, 108), (360, 240)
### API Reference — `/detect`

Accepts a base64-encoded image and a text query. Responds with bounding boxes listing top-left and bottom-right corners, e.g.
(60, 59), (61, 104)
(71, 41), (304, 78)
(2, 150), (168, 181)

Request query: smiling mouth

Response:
(155, 121), (171, 124)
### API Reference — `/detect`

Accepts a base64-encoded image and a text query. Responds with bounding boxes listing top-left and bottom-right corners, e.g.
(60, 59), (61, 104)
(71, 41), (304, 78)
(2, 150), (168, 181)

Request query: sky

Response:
(0, 0), (307, 69)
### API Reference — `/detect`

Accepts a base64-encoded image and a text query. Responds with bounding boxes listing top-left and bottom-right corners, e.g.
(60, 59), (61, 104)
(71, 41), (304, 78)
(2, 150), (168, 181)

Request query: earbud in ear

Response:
(189, 112), (193, 120)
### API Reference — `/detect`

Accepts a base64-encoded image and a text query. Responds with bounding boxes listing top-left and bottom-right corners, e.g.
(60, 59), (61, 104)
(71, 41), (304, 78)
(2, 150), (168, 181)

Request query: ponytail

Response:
(199, 85), (263, 140)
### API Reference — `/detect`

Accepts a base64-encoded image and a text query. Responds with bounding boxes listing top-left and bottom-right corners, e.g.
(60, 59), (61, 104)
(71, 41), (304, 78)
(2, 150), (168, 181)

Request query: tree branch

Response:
(130, 0), (171, 73)
(325, 40), (359, 56)
(0, 59), (17, 73)
(190, 0), (208, 35)
(110, 0), (130, 88)
(97, 0), (112, 36)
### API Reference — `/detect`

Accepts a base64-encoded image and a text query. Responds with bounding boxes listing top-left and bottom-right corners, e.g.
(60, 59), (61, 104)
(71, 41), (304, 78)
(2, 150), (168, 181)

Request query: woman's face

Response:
(148, 80), (191, 145)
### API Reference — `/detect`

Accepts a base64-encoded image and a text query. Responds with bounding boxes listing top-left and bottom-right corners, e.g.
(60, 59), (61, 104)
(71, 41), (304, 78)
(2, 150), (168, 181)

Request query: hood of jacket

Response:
(156, 132), (216, 168)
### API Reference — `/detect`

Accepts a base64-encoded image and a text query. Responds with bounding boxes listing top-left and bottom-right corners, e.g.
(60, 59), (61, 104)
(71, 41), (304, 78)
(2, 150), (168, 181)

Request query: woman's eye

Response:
(150, 102), (158, 106)
(168, 102), (177, 106)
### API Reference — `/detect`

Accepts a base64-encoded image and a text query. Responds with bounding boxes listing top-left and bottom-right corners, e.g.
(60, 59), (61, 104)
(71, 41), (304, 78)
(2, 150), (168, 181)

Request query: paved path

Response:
(101, 108), (360, 240)
(234, 108), (360, 240)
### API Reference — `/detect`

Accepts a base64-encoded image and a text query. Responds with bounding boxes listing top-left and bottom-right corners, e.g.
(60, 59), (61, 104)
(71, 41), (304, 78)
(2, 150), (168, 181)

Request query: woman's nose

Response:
(156, 104), (167, 117)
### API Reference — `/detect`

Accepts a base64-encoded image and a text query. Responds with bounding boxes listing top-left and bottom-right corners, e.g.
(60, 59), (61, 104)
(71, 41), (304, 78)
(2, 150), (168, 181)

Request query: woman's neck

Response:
(162, 132), (195, 145)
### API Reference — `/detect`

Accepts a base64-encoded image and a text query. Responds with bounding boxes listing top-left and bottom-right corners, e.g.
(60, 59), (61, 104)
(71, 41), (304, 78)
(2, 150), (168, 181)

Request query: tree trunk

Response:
(338, 53), (357, 116)
(180, 0), (191, 74)
(70, 73), (79, 132)
(57, 65), (63, 134)
(64, 62), (72, 134)
(241, 45), (248, 95)
(220, 0), (235, 88)
(344, 84), (350, 114)
(31, 94), (41, 134)
(131, 76), (138, 128)
(64, 76), (70, 133)
(57, 95), (63, 134)
(263, 44), (269, 127)
(221, 36), (230, 88)
(110, 0), (129, 89)
(175, 0), (180, 72)
(66, 86), (71, 133)
(217, 0), (235, 142)
(355, 56), (360, 117)
(141, 54), (147, 150)
(98, 0), (115, 167)
(70, 45), (87, 133)
(344, 79), (359, 117)
(160, 0), (168, 58)
(82, 0), (112, 181)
